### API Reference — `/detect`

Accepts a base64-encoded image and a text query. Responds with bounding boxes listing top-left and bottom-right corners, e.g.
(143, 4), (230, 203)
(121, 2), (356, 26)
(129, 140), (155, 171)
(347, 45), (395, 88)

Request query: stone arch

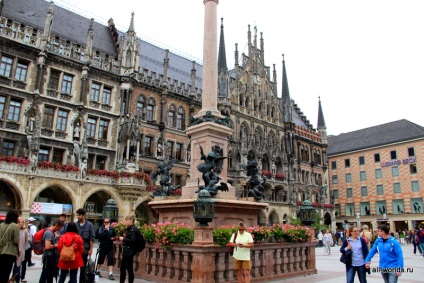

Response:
(135, 197), (156, 225)
(324, 211), (332, 226)
(257, 210), (267, 226)
(275, 157), (283, 173)
(274, 185), (286, 202)
(269, 210), (279, 225)
(0, 178), (24, 213)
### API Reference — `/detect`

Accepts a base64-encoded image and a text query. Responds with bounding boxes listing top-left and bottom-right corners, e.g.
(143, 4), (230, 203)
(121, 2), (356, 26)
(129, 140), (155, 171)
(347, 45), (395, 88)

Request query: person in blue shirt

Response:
(340, 226), (369, 283)
(365, 224), (404, 283)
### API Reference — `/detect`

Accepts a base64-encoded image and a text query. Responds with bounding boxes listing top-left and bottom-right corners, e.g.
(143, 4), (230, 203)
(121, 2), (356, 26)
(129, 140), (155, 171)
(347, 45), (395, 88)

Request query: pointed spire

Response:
(218, 18), (227, 73)
(317, 96), (327, 130)
(189, 61), (197, 98)
(281, 54), (290, 100)
(128, 12), (135, 33)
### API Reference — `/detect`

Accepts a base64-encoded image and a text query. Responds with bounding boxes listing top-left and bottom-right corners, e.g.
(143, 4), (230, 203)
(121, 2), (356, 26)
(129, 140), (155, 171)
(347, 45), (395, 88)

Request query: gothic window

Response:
(136, 95), (145, 118)
(43, 106), (55, 129)
(144, 136), (152, 156)
(268, 132), (274, 148)
(48, 69), (61, 90)
(176, 107), (185, 130)
(87, 117), (97, 138)
(246, 97), (250, 108)
(167, 104), (176, 127)
(175, 143), (183, 160)
(90, 83), (101, 101)
(98, 119), (109, 140)
(0, 96), (5, 119)
(239, 93), (244, 106)
(240, 124), (248, 150)
(38, 147), (50, 162)
(258, 101), (263, 113)
(7, 99), (21, 122)
(15, 61), (28, 81)
(61, 74), (73, 94)
(52, 148), (64, 164)
(0, 55), (13, 77)
(1, 141), (15, 156)
(102, 87), (111, 105)
(146, 98), (156, 122)
(255, 128), (261, 146)
(56, 109), (68, 132)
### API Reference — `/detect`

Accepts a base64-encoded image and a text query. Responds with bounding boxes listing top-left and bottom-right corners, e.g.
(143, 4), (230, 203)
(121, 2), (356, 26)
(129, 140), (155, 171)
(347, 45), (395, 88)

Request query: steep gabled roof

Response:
(327, 119), (424, 156)
(3, 0), (117, 55)
(2, 0), (203, 90)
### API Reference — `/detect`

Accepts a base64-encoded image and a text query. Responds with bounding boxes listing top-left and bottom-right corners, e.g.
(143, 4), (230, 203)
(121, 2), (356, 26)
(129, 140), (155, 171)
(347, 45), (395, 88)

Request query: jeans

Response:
(39, 254), (57, 283)
(13, 263), (21, 283)
(0, 254), (16, 283)
(58, 269), (78, 283)
(381, 272), (398, 283)
(21, 248), (32, 280)
(346, 264), (367, 283)
(79, 253), (88, 283)
(120, 255), (135, 283)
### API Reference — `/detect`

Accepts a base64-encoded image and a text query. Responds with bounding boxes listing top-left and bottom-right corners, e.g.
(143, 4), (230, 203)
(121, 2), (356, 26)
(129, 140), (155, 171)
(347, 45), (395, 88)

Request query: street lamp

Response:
(298, 199), (317, 226)
(193, 189), (215, 227)
(102, 198), (118, 222)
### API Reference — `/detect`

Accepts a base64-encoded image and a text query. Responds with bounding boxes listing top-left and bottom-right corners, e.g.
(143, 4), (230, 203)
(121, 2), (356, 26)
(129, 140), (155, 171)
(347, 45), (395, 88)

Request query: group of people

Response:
(339, 224), (406, 283)
(0, 209), (142, 283)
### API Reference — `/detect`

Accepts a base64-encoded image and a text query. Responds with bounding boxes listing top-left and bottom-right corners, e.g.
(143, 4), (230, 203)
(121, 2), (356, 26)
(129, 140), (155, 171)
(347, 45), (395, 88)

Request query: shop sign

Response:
(381, 157), (416, 167)
(31, 202), (73, 215)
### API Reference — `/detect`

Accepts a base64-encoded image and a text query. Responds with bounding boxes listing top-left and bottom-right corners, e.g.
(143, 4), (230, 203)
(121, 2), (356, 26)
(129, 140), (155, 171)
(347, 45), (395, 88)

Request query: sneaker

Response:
(96, 271), (102, 278)
(28, 263), (35, 267)
(109, 274), (114, 280)
(21, 279), (27, 282)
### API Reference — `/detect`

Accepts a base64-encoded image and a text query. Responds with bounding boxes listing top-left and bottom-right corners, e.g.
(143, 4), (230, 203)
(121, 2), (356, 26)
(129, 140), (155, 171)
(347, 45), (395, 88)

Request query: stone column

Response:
(197, 0), (221, 118)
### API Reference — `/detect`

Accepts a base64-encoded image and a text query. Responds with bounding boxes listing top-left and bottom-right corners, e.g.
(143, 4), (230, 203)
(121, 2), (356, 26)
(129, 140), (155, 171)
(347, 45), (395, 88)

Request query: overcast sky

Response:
(53, 0), (424, 136)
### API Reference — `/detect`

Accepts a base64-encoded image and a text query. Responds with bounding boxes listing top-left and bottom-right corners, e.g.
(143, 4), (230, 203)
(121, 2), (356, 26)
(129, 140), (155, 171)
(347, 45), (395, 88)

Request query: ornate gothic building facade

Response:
(0, 0), (332, 229)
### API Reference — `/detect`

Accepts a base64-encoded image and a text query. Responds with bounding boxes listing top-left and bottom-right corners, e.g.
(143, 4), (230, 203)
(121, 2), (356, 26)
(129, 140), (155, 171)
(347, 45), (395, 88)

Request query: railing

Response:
(0, 162), (146, 187)
(113, 241), (317, 283)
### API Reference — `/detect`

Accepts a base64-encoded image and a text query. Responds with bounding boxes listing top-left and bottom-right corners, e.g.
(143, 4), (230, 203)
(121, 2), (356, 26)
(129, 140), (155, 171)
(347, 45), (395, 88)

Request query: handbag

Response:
(227, 232), (238, 255)
(340, 249), (352, 265)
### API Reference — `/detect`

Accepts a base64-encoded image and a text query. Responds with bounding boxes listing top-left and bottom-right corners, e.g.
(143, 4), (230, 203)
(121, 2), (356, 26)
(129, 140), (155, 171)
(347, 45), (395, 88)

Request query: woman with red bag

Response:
(57, 222), (84, 283)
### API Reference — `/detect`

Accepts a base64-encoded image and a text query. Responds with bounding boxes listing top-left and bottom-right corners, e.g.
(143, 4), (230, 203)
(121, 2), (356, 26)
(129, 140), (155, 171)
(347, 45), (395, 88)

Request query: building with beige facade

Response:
(327, 119), (424, 232)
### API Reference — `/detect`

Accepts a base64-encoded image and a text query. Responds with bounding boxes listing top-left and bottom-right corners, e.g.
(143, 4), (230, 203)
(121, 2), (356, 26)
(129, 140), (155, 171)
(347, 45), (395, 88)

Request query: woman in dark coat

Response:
(118, 215), (138, 283)
(340, 226), (369, 283)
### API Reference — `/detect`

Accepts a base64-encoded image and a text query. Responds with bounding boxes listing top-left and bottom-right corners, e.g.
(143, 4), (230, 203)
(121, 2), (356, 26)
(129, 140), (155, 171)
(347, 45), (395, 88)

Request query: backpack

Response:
(135, 229), (146, 253)
(60, 239), (76, 261)
(32, 228), (48, 255)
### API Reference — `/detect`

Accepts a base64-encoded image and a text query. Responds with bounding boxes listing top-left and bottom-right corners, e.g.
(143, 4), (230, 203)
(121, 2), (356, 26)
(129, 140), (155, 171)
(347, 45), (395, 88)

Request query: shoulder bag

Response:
(228, 232), (238, 255)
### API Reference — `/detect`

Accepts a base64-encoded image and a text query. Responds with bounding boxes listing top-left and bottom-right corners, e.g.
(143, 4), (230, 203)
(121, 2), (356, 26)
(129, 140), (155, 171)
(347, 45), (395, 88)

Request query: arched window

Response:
(168, 104), (176, 127)
(146, 98), (156, 122)
(176, 107), (185, 130)
(136, 95), (145, 119)
(239, 93), (244, 106)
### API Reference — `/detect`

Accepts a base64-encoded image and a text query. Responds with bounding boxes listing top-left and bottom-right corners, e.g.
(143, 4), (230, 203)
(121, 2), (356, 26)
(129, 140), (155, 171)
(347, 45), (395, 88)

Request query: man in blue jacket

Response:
(365, 224), (404, 283)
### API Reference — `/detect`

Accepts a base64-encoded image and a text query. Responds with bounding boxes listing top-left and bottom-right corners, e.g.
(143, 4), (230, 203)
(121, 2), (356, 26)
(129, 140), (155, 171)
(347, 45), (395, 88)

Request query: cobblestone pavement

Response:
(23, 244), (423, 283)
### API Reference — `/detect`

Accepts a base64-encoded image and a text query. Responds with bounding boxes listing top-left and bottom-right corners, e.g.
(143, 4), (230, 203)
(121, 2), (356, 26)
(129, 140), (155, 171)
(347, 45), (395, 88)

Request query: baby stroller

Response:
(86, 249), (100, 283)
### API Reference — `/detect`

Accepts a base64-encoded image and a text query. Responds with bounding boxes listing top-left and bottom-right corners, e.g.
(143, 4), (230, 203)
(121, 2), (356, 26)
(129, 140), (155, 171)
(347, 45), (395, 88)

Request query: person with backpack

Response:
(118, 215), (139, 283)
(0, 209), (20, 283)
(57, 222), (84, 283)
(39, 219), (64, 283)
(75, 208), (95, 283)
(96, 218), (116, 280)
(340, 226), (369, 283)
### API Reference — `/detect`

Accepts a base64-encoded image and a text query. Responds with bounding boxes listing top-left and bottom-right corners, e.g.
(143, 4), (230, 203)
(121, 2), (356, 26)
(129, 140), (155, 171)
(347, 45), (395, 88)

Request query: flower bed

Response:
(0, 156), (30, 165)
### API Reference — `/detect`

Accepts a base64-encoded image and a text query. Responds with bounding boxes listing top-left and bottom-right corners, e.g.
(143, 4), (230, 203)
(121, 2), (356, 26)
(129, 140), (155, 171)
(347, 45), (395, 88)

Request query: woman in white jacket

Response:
(323, 229), (333, 255)
(13, 217), (29, 283)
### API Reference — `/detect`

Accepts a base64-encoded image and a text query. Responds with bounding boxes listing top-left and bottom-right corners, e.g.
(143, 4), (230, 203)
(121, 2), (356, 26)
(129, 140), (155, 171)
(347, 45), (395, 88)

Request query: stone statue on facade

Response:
(196, 145), (228, 196)
(245, 159), (266, 201)
(150, 159), (179, 197)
